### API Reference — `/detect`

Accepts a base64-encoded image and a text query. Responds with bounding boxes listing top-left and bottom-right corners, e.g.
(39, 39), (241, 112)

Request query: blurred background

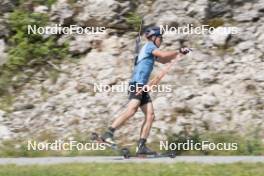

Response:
(0, 0), (263, 157)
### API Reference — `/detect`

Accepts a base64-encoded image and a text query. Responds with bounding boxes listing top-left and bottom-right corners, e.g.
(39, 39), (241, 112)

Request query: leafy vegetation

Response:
(204, 18), (225, 28)
(167, 130), (264, 156)
(0, 94), (14, 112)
(0, 163), (263, 176)
(0, 139), (118, 157)
(17, 0), (57, 7)
(0, 9), (68, 98)
(0, 131), (263, 157)
(125, 12), (142, 31)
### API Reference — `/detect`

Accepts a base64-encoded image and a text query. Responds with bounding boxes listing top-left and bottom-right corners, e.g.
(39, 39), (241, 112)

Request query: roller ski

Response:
(91, 132), (135, 158)
(123, 151), (176, 159)
(121, 142), (176, 159)
(91, 132), (176, 159)
(90, 132), (118, 150)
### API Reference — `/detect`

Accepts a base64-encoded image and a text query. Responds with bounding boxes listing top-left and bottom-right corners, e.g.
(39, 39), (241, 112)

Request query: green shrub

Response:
(0, 9), (68, 97)
(7, 10), (68, 70)
(167, 130), (264, 155)
(0, 94), (13, 112)
(125, 12), (142, 31)
(18, 0), (57, 7)
(204, 18), (225, 28)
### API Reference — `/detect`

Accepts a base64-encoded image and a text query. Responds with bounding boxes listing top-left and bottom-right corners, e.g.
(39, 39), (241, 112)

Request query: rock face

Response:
(34, 5), (49, 14)
(0, 39), (7, 65)
(210, 27), (231, 46)
(0, 0), (264, 143)
(51, 0), (74, 25)
(0, 125), (10, 140)
(0, 0), (15, 14)
(74, 0), (133, 28)
(0, 17), (9, 38)
(0, 110), (10, 140)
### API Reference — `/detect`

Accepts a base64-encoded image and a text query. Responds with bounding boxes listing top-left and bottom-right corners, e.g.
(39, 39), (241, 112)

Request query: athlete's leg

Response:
(101, 99), (140, 144)
(136, 102), (156, 155)
(111, 99), (141, 129)
(139, 102), (155, 139)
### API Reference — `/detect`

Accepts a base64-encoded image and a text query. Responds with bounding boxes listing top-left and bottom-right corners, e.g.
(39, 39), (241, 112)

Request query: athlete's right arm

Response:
(152, 50), (179, 64)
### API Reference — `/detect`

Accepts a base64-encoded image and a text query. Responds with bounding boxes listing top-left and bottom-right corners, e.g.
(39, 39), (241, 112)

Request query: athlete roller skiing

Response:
(100, 26), (191, 155)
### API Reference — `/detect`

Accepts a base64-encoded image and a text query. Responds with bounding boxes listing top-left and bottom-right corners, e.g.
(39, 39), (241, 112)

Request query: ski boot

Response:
(136, 142), (157, 156)
(101, 131), (116, 146)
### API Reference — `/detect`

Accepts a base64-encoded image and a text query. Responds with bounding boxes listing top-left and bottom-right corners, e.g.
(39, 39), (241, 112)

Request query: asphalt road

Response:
(0, 156), (263, 165)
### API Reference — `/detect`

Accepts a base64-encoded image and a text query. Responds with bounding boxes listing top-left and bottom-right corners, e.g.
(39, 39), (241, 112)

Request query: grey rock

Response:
(257, 34), (264, 48)
(68, 35), (92, 54)
(0, 39), (7, 65)
(233, 11), (259, 22)
(207, 1), (231, 18)
(175, 88), (196, 100)
(56, 74), (69, 87)
(0, 110), (6, 122)
(153, 97), (170, 111)
(97, 68), (114, 80)
(13, 104), (35, 111)
(170, 123), (184, 134)
(153, 0), (190, 20)
(172, 102), (193, 114)
(235, 41), (255, 52)
(200, 94), (218, 108)
(75, 0), (132, 28)
(254, 73), (264, 82)
(34, 5), (49, 14)
(51, 0), (74, 25)
(153, 121), (169, 134)
(0, 125), (11, 140)
(197, 70), (218, 84)
(210, 27), (231, 46)
(256, 2), (264, 12)
(0, 0), (15, 13)
(175, 115), (192, 126)
(202, 112), (227, 130)
(0, 18), (9, 38)
(187, 0), (208, 19)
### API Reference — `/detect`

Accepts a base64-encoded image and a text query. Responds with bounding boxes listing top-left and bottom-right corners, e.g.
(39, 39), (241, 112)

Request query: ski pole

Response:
(135, 52), (186, 96)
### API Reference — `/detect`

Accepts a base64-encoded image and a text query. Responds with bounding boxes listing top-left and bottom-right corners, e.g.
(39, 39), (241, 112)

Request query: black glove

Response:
(179, 47), (192, 55)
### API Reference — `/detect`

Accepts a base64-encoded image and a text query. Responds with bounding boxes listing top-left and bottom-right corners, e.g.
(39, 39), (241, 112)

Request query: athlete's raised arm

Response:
(153, 48), (192, 64)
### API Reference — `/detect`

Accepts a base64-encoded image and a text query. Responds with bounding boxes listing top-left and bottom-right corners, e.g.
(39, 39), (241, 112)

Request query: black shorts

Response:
(128, 82), (152, 106)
